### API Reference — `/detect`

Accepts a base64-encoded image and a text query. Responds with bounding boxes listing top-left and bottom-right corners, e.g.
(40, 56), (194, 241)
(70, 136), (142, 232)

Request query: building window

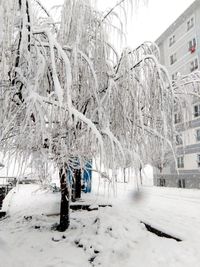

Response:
(196, 129), (200, 141)
(189, 38), (196, 53)
(194, 104), (200, 117)
(175, 134), (183, 145)
(170, 53), (177, 65)
(174, 113), (181, 124)
(187, 17), (194, 31)
(158, 178), (166, 187)
(178, 179), (185, 188)
(197, 154), (200, 167)
(177, 156), (184, 168)
(169, 35), (175, 47)
(190, 58), (198, 72)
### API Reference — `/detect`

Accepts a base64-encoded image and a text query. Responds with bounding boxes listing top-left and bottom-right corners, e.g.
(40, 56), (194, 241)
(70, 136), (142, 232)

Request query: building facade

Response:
(155, 0), (200, 188)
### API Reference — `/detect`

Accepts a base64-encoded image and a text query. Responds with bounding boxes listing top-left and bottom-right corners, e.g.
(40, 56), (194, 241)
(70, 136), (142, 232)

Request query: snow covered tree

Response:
(1, 0), (195, 230)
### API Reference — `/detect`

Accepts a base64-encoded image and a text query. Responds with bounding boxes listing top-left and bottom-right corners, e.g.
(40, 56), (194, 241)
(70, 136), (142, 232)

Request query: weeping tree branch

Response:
(33, 0), (58, 33)
(102, 0), (128, 22)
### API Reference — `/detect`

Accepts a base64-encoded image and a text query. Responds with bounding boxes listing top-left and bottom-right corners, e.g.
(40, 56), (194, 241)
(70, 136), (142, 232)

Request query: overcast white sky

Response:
(42, 0), (195, 48)
(126, 0), (195, 48)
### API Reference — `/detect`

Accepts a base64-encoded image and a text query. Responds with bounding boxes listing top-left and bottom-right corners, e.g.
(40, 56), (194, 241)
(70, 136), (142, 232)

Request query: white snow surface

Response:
(0, 182), (200, 267)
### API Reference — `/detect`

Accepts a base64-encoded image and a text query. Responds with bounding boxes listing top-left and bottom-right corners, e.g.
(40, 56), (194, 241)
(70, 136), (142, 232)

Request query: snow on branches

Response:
(0, 0), (193, 184)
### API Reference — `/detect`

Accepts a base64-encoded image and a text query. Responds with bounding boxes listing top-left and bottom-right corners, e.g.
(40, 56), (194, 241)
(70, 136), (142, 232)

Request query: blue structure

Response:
(82, 160), (92, 193)
(66, 159), (92, 193)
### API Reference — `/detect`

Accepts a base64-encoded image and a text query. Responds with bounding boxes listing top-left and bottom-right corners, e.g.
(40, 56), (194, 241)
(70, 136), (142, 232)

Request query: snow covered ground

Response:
(0, 181), (200, 267)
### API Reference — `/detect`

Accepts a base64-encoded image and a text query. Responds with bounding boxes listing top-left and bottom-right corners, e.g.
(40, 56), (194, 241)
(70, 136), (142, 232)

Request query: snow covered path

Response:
(1, 184), (200, 267)
(128, 186), (200, 242)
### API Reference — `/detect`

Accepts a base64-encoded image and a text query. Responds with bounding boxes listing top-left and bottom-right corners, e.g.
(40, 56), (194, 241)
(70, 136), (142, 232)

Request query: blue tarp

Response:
(67, 159), (92, 193)
(82, 161), (92, 193)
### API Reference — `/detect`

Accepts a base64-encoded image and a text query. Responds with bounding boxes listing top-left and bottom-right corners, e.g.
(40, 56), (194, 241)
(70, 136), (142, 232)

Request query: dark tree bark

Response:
(123, 168), (127, 183)
(139, 165), (143, 185)
(74, 169), (81, 199)
(71, 169), (82, 202)
(57, 166), (70, 231)
(12, 0), (31, 107)
(26, 0), (31, 52)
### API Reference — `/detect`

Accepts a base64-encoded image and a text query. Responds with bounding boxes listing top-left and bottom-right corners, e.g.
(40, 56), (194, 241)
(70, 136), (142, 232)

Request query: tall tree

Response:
(1, 0), (197, 230)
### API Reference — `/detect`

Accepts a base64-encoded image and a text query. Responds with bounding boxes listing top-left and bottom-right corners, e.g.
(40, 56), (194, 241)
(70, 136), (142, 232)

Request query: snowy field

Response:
(1, 182), (200, 267)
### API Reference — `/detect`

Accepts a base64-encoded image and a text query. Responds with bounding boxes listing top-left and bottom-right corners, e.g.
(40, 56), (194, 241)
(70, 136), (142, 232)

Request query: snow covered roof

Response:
(156, 0), (200, 45)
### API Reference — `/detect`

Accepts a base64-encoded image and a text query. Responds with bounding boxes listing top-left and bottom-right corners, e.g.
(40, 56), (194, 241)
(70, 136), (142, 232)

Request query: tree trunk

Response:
(57, 166), (70, 231)
(139, 165), (143, 185)
(123, 168), (127, 183)
(74, 169), (81, 199)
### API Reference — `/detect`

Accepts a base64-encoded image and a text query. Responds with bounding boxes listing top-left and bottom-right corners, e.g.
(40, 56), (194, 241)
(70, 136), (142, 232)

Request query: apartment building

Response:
(154, 0), (200, 188)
